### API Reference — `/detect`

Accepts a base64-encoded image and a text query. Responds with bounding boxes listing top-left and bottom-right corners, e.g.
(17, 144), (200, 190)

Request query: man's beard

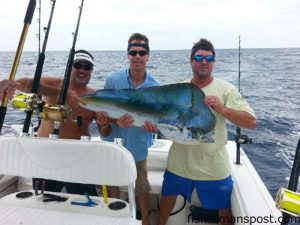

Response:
(74, 76), (89, 85)
(193, 68), (210, 79)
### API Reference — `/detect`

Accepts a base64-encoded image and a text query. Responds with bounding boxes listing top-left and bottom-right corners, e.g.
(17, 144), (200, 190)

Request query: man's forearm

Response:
(222, 107), (257, 129)
(16, 78), (33, 93)
(98, 124), (112, 137)
(16, 78), (60, 96)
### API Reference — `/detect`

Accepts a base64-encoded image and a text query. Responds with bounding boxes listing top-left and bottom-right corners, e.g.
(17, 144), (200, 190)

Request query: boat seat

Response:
(0, 136), (140, 225)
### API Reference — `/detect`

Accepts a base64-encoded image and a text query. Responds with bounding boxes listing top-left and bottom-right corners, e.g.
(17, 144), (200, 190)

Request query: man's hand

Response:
(95, 112), (110, 128)
(116, 113), (134, 128)
(0, 80), (16, 99)
(143, 121), (157, 133)
(203, 95), (224, 114)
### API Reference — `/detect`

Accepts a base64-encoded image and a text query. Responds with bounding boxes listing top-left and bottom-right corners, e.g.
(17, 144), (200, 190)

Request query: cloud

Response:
(0, 0), (299, 51)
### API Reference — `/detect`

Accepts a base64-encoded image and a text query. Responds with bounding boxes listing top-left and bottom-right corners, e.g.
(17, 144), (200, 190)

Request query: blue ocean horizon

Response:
(0, 48), (299, 199)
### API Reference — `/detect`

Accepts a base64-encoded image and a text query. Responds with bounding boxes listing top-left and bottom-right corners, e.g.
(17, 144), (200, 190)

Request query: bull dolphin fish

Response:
(79, 83), (216, 144)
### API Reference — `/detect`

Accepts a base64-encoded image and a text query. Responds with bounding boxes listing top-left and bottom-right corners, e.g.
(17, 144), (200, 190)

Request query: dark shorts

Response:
(161, 170), (233, 209)
(32, 178), (98, 196)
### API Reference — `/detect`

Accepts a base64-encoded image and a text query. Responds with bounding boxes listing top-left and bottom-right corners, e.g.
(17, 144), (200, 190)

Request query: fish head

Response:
(79, 90), (132, 120)
(79, 93), (115, 112)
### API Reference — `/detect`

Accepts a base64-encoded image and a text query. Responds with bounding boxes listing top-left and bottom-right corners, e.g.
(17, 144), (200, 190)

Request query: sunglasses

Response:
(194, 55), (215, 63)
(128, 50), (148, 56)
(73, 62), (93, 71)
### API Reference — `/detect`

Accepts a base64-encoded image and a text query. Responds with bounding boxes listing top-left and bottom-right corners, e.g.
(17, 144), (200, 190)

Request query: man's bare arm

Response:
(16, 77), (61, 97)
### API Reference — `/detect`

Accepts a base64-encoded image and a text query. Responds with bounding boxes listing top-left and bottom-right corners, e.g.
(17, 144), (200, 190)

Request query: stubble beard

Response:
(74, 76), (89, 85)
(193, 67), (211, 80)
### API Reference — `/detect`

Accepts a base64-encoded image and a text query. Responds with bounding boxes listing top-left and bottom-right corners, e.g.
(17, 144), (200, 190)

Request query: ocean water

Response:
(0, 48), (299, 199)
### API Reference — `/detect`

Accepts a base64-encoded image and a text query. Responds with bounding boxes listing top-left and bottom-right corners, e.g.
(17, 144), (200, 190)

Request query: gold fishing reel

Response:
(11, 93), (42, 112)
(276, 188), (300, 216)
(41, 104), (72, 123)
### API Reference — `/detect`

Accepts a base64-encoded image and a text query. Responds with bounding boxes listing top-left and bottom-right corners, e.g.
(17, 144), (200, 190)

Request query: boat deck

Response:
(0, 137), (281, 225)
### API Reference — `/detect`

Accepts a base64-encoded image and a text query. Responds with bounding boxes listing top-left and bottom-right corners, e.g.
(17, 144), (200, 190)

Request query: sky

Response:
(0, 0), (299, 51)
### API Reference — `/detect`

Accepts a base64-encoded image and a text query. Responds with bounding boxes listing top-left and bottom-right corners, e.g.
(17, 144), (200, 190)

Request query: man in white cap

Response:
(16, 49), (98, 195)
(17, 49), (95, 139)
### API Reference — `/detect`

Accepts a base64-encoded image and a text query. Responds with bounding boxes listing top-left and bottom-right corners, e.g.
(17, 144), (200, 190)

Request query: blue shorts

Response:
(161, 170), (233, 209)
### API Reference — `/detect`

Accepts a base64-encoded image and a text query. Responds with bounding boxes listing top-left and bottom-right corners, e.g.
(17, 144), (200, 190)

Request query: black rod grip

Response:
(22, 111), (33, 134)
(287, 139), (300, 191)
(0, 106), (7, 133)
(31, 53), (45, 93)
(59, 48), (75, 105)
(24, 0), (37, 24)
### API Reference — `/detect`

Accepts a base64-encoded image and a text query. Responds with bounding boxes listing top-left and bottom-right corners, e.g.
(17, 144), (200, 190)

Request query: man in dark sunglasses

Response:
(157, 39), (257, 225)
(16, 49), (98, 196)
(96, 33), (159, 225)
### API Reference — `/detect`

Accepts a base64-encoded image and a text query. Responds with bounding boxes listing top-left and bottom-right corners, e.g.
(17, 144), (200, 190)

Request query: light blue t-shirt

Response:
(101, 68), (160, 161)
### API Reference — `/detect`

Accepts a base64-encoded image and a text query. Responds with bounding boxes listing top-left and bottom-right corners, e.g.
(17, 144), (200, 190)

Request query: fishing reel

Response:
(276, 188), (300, 216)
(11, 93), (43, 112)
(235, 134), (252, 144)
(41, 104), (72, 123)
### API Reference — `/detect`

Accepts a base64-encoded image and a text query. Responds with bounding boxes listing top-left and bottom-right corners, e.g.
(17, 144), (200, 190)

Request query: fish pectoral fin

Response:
(156, 124), (192, 142)
(156, 124), (215, 144)
(194, 131), (215, 143)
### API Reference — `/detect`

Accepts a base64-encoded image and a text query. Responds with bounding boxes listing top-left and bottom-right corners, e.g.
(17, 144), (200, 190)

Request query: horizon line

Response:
(1, 47), (300, 52)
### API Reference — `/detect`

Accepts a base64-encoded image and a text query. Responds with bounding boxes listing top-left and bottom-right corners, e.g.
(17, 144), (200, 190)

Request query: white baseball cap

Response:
(74, 52), (94, 65)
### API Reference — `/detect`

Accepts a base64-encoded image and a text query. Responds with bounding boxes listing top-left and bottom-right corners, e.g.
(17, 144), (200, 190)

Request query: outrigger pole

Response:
(0, 0), (36, 134)
(50, 0), (85, 137)
(22, 0), (57, 135)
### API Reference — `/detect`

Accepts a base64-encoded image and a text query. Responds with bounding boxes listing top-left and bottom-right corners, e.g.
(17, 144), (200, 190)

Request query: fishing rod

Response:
(36, 0), (41, 54)
(287, 139), (300, 192)
(276, 139), (300, 224)
(48, 0), (85, 137)
(35, 0), (106, 199)
(21, 0), (57, 135)
(0, 0), (36, 134)
(238, 35), (241, 93)
(235, 35), (242, 164)
(235, 35), (252, 165)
